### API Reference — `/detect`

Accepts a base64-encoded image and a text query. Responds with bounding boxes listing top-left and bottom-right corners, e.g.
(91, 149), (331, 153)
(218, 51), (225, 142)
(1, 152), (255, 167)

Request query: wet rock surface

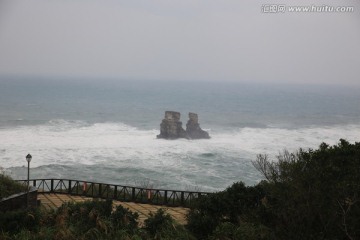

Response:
(186, 112), (210, 139)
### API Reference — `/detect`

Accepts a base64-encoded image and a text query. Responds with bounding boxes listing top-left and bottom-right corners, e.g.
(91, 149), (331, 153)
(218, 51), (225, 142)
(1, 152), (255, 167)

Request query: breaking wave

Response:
(1, 119), (359, 191)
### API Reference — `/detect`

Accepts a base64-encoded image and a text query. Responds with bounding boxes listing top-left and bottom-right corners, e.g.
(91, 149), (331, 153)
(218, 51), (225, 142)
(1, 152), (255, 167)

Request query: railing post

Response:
(32, 180), (36, 187)
(147, 189), (151, 203)
(75, 181), (79, 195)
(132, 187), (135, 201)
(51, 179), (54, 193)
(114, 186), (117, 200)
(68, 180), (72, 194)
(164, 190), (168, 205)
(98, 184), (102, 197)
(181, 191), (184, 206)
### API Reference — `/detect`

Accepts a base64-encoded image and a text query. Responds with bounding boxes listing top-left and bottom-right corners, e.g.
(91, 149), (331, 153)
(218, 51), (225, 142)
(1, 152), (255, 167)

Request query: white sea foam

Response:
(0, 120), (359, 190)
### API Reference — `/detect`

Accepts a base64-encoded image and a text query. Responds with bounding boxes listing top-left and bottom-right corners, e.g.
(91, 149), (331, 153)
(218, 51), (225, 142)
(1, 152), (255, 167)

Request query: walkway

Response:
(38, 193), (189, 225)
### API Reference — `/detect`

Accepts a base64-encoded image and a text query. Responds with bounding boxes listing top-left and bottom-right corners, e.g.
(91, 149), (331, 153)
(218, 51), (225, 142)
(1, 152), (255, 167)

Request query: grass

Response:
(0, 200), (196, 240)
(0, 174), (28, 200)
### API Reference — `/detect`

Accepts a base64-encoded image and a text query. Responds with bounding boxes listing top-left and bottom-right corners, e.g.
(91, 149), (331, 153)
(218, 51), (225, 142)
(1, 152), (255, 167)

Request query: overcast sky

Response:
(0, 0), (359, 85)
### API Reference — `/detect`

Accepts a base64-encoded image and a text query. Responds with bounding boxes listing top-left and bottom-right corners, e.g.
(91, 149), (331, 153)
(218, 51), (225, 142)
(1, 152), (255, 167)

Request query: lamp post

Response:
(26, 154), (32, 207)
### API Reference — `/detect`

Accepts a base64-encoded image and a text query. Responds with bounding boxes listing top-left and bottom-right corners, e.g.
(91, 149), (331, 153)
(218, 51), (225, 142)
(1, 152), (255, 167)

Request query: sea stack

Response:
(186, 112), (210, 139)
(157, 111), (188, 139)
(157, 111), (210, 140)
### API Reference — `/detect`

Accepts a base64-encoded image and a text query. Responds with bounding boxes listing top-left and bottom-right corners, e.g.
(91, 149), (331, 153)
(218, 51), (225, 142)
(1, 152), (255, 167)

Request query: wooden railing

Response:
(16, 179), (211, 207)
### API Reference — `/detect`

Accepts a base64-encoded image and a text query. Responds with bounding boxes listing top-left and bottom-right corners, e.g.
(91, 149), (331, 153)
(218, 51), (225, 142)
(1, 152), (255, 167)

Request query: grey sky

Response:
(0, 0), (359, 85)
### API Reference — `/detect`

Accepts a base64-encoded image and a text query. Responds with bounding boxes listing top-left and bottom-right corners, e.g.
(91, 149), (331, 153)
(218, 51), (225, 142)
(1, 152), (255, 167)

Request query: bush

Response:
(0, 174), (28, 199)
(1, 199), (195, 239)
(144, 208), (195, 239)
(187, 139), (360, 240)
(252, 139), (360, 239)
(0, 208), (41, 234)
(111, 204), (139, 232)
(187, 182), (267, 239)
(54, 199), (113, 237)
(209, 222), (269, 240)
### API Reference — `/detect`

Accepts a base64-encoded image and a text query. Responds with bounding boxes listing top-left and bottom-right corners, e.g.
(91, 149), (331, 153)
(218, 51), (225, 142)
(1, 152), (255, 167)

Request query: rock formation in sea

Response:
(157, 111), (210, 140)
(186, 112), (210, 139)
(157, 111), (188, 139)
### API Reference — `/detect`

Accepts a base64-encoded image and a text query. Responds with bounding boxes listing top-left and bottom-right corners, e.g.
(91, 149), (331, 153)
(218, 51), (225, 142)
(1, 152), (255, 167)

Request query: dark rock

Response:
(157, 111), (188, 139)
(186, 112), (210, 139)
(157, 111), (210, 140)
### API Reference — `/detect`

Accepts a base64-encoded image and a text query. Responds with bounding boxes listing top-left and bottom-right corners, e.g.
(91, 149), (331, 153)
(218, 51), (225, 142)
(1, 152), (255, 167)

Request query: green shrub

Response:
(186, 193), (226, 239)
(111, 205), (139, 232)
(209, 222), (270, 240)
(0, 208), (41, 234)
(253, 139), (360, 239)
(186, 182), (265, 239)
(144, 208), (195, 239)
(54, 199), (113, 236)
(209, 222), (237, 240)
(187, 139), (360, 240)
(144, 208), (173, 236)
(0, 174), (28, 199)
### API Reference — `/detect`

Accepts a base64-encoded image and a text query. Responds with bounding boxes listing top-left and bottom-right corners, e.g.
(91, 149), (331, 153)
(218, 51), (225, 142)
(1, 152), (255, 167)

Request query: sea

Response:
(0, 78), (359, 192)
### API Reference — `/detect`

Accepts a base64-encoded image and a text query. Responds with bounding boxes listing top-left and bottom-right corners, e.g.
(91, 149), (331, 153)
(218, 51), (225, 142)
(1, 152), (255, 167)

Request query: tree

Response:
(187, 139), (360, 239)
(252, 139), (360, 239)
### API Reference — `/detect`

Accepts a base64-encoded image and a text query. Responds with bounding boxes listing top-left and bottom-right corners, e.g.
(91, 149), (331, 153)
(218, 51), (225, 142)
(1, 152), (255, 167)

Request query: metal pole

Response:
(27, 160), (30, 208)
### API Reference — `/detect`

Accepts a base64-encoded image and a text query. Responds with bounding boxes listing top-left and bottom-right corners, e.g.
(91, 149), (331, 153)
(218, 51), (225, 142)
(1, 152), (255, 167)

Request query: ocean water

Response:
(0, 78), (359, 192)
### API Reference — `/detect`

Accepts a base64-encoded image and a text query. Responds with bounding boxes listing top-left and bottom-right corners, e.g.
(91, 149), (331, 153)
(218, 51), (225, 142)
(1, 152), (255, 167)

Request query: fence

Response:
(16, 179), (211, 207)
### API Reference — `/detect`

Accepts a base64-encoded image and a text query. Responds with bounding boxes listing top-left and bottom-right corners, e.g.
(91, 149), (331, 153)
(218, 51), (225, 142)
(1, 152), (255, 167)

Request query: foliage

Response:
(0, 208), (41, 234)
(144, 208), (173, 236)
(0, 200), (193, 239)
(186, 182), (267, 239)
(144, 208), (195, 239)
(209, 222), (270, 240)
(54, 199), (113, 237)
(187, 139), (360, 239)
(111, 204), (139, 232)
(254, 139), (360, 239)
(0, 174), (28, 199)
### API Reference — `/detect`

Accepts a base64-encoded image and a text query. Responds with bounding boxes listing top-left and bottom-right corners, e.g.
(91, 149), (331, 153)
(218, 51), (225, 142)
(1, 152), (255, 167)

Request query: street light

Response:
(26, 154), (32, 207)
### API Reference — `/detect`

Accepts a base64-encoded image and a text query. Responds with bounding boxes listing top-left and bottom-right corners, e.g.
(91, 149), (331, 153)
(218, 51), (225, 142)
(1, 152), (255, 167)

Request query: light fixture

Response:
(26, 153), (32, 207)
